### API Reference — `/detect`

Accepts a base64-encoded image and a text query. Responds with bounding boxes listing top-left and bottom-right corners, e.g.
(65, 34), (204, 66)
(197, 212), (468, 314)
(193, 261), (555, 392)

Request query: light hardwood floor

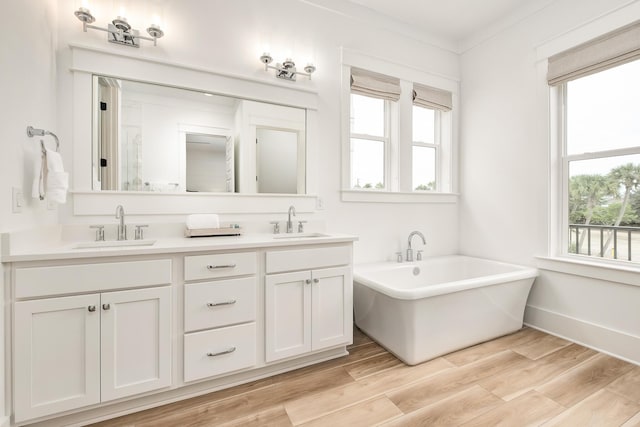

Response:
(93, 327), (640, 426)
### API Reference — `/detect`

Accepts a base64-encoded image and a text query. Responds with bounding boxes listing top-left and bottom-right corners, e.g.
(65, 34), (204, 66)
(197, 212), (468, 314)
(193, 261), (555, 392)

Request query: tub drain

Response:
(413, 267), (420, 276)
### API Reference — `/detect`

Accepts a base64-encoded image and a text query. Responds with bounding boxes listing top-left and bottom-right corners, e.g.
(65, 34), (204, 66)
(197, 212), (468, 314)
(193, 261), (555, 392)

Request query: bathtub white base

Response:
(354, 278), (535, 365)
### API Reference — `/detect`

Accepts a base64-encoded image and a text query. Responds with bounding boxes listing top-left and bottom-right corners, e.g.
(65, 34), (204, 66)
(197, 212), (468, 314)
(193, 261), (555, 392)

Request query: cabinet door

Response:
(100, 286), (171, 401)
(265, 271), (311, 362)
(14, 294), (101, 422)
(311, 266), (353, 351)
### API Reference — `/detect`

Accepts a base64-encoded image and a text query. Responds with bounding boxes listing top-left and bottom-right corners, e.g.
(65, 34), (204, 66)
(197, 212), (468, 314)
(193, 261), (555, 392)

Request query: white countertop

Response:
(1, 232), (358, 263)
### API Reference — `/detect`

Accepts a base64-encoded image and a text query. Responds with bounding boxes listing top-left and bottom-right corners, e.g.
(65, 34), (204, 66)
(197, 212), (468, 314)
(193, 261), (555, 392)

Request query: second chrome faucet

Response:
(406, 231), (426, 262)
(116, 204), (127, 241)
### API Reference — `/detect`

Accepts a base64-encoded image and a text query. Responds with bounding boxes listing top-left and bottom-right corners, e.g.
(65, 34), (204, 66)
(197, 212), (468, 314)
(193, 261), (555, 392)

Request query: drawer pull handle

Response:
(313, 278), (320, 283)
(206, 264), (237, 270)
(102, 303), (111, 310)
(206, 300), (237, 307)
(207, 347), (236, 357)
(88, 305), (96, 312)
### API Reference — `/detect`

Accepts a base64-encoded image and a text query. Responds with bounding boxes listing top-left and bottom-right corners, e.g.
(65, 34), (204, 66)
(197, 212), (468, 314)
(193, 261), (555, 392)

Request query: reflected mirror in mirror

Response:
(92, 75), (306, 194)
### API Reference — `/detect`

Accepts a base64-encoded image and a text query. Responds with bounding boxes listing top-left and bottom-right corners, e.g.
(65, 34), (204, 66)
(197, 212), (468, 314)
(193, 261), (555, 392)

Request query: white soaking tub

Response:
(353, 255), (538, 365)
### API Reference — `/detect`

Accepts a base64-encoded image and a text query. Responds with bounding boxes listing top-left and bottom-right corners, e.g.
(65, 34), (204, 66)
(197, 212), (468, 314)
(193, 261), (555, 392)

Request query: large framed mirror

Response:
(92, 75), (307, 194)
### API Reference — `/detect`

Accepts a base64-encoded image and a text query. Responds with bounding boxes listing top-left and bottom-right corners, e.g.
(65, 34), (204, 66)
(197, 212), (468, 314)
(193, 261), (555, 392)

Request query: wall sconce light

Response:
(260, 53), (316, 81)
(74, 7), (164, 48)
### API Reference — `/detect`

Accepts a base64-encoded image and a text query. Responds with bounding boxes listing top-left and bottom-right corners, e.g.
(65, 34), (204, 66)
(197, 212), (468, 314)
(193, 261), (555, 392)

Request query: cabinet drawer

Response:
(184, 277), (256, 332)
(266, 245), (351, 274)
(184, 323), (256, 382)
(15, 259), (172, 299)
(184, 252), (257, 281)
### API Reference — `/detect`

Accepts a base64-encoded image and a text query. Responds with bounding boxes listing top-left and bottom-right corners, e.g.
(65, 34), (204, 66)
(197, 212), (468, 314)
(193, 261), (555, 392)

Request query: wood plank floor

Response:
(92, 327), (640, 426)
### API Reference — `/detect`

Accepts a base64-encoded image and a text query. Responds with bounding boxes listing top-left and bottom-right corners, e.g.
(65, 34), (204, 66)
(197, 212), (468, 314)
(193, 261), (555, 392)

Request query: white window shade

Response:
(412, 83), (452, 111)
(350, 67), (401, 102)
(547, 21), (640, 86)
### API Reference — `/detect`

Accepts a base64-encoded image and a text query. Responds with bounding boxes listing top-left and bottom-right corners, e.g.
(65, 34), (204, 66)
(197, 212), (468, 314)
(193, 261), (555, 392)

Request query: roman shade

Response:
(547, 20), (640, 86)
(412, 83), (453, 111)
(350, 67), (401, 102)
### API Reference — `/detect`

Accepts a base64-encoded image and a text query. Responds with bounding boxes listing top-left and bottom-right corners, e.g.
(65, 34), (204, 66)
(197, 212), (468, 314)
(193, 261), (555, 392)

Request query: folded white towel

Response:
(31, 147), (45, 200)
(46, 149), (68, 204)
(186, 214), (220, 230)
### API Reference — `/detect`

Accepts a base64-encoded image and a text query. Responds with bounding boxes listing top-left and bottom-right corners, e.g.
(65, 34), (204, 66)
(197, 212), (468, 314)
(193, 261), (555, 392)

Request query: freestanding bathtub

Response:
(353, 255), (538, 365)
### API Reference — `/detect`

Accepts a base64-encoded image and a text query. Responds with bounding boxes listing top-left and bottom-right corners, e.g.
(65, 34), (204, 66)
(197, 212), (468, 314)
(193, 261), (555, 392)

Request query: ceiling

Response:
(303, 0), (554, 51)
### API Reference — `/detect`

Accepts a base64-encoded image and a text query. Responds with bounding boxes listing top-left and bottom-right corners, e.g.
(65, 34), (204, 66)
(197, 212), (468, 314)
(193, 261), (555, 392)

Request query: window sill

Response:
(536, 255), (640, 287)
(341, 190), (458, 204)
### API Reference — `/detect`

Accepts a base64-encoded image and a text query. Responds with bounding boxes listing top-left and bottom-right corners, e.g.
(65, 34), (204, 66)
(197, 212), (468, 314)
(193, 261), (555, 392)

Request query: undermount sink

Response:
(273, 232), (329, 239)
(73, 239), (157, 249)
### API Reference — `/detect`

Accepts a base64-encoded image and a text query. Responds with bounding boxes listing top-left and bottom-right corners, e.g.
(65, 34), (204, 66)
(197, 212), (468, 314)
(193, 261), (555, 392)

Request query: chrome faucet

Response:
(406, 231), (426, 262)
(286, 205), (296, 233)
(115, 205), (127, 241)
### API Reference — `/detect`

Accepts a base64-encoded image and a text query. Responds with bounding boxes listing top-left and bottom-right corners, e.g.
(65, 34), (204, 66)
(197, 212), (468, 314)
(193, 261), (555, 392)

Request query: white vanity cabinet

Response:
(3, 233), (356, 426)
(265, 245), (353, 362)
(183, 251), (258, 382)
(12, 260), (172, 423)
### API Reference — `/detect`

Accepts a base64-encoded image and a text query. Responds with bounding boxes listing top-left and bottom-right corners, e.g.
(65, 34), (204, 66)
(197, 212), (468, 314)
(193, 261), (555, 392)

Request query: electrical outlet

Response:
(12, 187), (24, 213)
(316, 197), (325, 210)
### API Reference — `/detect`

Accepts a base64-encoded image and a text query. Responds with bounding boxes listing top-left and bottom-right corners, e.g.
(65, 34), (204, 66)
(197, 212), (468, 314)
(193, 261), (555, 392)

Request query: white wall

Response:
(1, 1), (59, 422)
(55, 0), (461, 263)
(459, 0), (640, 363)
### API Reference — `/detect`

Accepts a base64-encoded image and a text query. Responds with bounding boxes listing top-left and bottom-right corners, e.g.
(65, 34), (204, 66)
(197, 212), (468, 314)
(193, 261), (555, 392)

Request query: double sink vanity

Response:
(2, 224), (356, 426)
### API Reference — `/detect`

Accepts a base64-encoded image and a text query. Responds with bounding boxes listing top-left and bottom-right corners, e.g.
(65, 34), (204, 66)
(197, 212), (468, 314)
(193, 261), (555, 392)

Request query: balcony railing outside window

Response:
(569, 224), (640, 262)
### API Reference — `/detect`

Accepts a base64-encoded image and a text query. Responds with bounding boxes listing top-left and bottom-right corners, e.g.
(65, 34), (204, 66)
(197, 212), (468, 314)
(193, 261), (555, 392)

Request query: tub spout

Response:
(407, 231), (426, 262)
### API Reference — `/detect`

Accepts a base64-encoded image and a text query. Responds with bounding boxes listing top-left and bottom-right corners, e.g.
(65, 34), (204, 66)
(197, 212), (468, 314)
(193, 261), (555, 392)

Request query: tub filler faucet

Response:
(407, 231), (426, 262)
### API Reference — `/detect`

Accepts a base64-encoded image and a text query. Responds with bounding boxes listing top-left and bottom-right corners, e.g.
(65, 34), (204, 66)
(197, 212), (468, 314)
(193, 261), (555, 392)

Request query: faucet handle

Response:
(89, 225), (105, 242)
(416, 250), (423, 261)
(297, 220), (307, 233)
(269, 221), (280, 234)
(134, 224), (148, 240)
(395, 252), (403, 263)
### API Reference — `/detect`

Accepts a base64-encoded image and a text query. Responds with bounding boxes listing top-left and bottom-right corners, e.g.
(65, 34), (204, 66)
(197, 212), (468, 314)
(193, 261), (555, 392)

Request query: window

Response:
(344, 64), (455, 200)
(412, 106), (437, 191)
(551, 22), (640, 263)
(350, 93), (389, 190)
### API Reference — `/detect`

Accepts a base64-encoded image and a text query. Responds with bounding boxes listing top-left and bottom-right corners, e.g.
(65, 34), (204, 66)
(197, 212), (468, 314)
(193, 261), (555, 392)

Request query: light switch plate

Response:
(12, 187), (24, 213)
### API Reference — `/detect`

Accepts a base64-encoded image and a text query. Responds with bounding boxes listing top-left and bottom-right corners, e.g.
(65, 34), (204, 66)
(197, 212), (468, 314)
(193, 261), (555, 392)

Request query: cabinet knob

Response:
(102, 303), (111, 311)
(313, 278), (320, 283)
(305, 279), (311, 284)
(88, 305), (96, 312)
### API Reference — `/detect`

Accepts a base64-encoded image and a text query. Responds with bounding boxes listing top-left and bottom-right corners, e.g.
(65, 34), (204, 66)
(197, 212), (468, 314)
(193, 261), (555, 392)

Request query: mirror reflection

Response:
(92, 76), (306, 194)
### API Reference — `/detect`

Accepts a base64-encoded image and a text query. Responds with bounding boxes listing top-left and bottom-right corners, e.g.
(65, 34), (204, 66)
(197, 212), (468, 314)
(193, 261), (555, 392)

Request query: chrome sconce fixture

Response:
(260, 53), (316, 81)
(74, 7), (164, 48)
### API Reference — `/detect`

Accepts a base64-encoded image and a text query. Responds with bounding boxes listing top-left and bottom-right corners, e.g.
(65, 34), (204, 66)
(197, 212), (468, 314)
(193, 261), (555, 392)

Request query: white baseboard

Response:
(525, 305), (640, 366)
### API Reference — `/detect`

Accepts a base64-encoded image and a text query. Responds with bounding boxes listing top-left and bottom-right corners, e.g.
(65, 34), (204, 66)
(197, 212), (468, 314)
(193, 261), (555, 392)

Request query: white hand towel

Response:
(45, 149), (69, 204)
(31, 147), (45, 200)
(186, 214), (220, 230)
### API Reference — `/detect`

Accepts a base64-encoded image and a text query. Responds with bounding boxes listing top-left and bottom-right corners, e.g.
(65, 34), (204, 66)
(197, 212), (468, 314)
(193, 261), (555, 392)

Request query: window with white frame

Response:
(346, 66), (454, 197)
(350, 93), (390, 189)
(549, 22), (640, 263)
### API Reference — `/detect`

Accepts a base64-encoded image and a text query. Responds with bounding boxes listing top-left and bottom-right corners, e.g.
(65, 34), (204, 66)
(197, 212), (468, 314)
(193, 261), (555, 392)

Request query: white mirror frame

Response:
(69, 45), (319, 215)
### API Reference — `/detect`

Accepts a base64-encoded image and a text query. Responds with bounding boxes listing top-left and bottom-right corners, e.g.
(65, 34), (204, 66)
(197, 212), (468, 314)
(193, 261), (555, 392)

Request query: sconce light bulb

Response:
(74, 7), (95, 23)
(112, 15), (131, 31)
(147, 23), (164, 39)
(304, 63), (316, 74)
(260, 53), (273, 65)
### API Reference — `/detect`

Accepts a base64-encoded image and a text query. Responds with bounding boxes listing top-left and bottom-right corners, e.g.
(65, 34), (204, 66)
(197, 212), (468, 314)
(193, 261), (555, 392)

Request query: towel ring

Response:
(27, 126), (60, 152)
